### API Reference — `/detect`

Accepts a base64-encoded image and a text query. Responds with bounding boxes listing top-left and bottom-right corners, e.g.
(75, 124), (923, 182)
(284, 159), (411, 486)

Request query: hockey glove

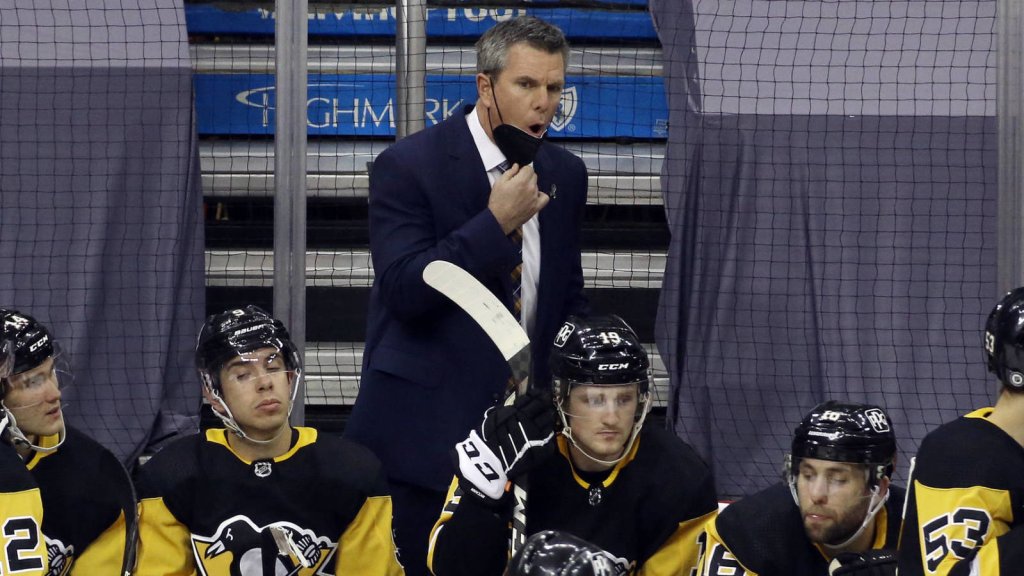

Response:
(828, 550), (897, 576)
(454, 389), (555, 503)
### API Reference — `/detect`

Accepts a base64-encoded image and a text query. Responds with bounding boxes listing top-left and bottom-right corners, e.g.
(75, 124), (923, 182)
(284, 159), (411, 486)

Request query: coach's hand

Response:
(453, 389), (555, 504)
(488, 164), (549, 235)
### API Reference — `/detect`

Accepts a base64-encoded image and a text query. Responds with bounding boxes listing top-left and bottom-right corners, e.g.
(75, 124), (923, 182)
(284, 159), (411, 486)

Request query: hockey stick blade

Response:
(423, 260), (531, 392)
(424, 260), (531, 558)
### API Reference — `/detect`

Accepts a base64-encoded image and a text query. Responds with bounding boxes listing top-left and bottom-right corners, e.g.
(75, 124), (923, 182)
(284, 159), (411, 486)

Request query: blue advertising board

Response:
(185, 5), (655, 40)
(194, 74), (667, 139)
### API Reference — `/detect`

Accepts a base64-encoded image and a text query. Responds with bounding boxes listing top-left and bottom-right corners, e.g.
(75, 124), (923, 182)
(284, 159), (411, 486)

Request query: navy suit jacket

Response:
(345, 106), (589, 490)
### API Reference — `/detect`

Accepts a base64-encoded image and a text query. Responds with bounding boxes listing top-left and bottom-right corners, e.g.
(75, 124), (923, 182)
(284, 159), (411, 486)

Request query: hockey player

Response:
(0, 309), (136, 575)
(897, 286), (1024, 575)
(697, 401), (903, 576)
(0, 338), (47, 575)
(428, 315), (718, 576)
(134, 305), (404, 575)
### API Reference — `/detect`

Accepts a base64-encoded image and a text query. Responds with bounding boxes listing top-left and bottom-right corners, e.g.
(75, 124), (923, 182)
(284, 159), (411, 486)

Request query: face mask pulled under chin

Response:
(493, 123), (545, 168)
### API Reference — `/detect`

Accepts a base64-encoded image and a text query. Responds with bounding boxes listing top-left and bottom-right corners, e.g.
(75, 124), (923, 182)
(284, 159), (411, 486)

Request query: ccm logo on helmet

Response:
(598, 363), (629, 371)
(28, 335), (49, 353)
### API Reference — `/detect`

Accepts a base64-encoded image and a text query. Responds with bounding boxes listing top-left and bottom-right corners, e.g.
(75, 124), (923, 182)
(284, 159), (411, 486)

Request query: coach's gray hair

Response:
(475, 16), (570, 77)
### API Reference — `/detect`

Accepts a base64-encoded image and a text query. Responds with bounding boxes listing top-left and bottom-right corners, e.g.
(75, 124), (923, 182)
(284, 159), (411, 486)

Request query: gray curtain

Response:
(651, 0), (997, 497)
(0, 0), (203, 465)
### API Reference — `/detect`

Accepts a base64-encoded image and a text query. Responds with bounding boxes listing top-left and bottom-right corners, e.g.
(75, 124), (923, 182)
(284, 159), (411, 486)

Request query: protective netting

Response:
(0, 0), (204, 465)
(651, 0), (997, 497)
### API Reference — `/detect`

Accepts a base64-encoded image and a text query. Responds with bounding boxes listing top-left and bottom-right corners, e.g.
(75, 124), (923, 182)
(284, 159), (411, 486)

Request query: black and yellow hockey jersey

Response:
(0, 442), (46, 575)
(697, 482), (904, 576)
(27, 425), (135, 576)
(428, 426), (719, 576)
(134, 426), (404, 576)
(898, 407), (1024, 576)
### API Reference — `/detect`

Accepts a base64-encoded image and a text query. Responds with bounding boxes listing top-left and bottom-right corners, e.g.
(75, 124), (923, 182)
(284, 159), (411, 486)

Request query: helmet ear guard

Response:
(0, 340), (13, 382)
(0, 340), (12, 438)
(985, 287), (1024, 390)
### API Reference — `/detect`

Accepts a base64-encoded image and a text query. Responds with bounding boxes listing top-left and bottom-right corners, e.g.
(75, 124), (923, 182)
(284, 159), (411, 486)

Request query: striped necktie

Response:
(497, 161), (523, 324)
(510, 228), (523, 323)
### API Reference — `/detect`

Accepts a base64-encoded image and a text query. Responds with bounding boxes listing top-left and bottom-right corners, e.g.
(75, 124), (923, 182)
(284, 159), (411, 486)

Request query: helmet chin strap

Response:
(557, 393), (651, 468)
(2, 401), (67, 454)
(787, 471), (889, 552)
(822, 486), (888, 552)
(209, 390), (289, 446)
(206, 369), (302, 447)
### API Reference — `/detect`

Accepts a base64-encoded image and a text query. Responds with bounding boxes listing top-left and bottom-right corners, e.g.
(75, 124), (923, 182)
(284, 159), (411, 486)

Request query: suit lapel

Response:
(445, 106), (492, 212)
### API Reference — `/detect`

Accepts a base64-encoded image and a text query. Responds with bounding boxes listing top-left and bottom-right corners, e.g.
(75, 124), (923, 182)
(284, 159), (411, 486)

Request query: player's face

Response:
(3, 357), (64, 440)
(216, 347), (294, 440)
(796, 458), (873, 546)
(478, 43), (565, 142)
(564, 383), (638, 470)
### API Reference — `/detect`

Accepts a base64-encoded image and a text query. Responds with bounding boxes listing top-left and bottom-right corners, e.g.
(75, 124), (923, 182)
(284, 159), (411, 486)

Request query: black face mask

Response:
(493, 123), (544, 167)
(488, 75), (546, 167)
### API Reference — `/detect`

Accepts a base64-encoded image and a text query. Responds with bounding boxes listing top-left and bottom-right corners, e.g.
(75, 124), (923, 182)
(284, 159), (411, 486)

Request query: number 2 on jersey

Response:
(1, 517), (45, 575)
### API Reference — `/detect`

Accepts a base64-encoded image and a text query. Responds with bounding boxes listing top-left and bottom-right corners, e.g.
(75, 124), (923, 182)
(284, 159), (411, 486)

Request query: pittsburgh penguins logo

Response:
(554, 323), (576, 348)
(3, 313), (29, 330)
(191, 515), (336, 576)
(864, 408), (890, 433)
(44, 537), (75, 576)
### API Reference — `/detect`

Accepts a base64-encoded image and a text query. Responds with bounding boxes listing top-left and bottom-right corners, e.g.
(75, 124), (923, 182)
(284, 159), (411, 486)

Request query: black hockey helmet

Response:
(0, 309), (55, 379)
(549, 314), (651, 400)
(195, 305), (302, 393)
(790, 400), (896, 480)
(985, 286), (1024, 389)
(507, 530), (629, 576)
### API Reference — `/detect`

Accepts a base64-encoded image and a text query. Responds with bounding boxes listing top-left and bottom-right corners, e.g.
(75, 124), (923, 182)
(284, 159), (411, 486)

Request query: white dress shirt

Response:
(466, 107), (541, 336)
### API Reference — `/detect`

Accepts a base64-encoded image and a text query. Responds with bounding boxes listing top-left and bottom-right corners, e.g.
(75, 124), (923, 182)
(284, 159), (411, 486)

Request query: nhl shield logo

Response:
(550, 86), (578, 132)
(253, 461), (273, 478)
